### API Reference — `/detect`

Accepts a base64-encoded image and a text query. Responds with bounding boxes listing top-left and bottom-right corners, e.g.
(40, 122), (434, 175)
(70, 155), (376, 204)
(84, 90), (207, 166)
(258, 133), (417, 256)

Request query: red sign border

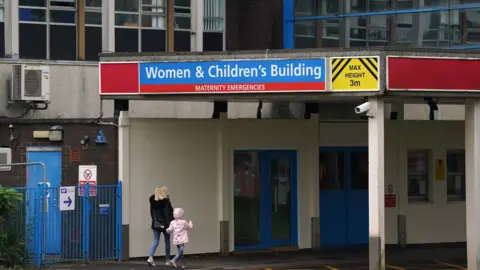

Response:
(386, 55), (480, 92)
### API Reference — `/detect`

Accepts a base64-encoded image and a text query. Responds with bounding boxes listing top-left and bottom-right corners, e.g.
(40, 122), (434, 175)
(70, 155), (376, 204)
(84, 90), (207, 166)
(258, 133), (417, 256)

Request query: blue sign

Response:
(138, 59), (327, 94)
(99, 204), (110, 215)
(38, 182), (51, 198)
(96, 129), (107, 144)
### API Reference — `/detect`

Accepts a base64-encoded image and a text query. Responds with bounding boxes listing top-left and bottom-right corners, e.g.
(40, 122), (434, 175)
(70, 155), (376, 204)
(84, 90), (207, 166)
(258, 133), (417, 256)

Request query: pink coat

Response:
(166, 208), (193, 245)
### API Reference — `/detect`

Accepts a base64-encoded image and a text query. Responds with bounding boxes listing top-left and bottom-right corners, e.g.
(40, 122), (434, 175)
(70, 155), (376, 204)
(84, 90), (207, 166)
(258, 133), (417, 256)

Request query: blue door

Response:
(233, 150), (298, 250)
(319, 147), (369, 247)
(26, 147), (62, 255)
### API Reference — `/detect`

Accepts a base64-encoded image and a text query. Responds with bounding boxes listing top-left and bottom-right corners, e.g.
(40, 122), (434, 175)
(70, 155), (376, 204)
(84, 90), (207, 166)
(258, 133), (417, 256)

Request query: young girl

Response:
(166, 208), (193, 268)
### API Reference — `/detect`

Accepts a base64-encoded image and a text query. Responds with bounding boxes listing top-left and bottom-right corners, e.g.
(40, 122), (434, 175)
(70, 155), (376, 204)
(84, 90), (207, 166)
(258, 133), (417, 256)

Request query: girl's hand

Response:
(188, 221), (193, 228)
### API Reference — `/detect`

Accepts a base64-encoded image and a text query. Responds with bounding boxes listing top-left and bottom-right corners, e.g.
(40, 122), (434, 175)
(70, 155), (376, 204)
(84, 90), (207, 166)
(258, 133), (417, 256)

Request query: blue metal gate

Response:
(11, 183), (122, 267)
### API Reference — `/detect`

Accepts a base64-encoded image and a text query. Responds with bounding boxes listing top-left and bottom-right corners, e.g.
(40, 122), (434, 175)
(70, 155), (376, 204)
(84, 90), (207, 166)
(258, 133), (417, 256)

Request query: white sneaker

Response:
(147, 257), (156, 267)
(165, 260), (172, 265)
(171, 259), (177, 268)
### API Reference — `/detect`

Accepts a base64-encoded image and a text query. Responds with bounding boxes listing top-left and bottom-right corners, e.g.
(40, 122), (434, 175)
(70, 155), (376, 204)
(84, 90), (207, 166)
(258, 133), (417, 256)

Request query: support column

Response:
(368, 97), (385, 270)
(191, 0), (204, 52)
(340, 0), (350, 48)
(102, 0), (115, 52)
(167, 0), (175, 52)
(465, 99), (480, 270)
(217, 113), (230, 255)
(4, 0), (19, 58)
(77, 0), (86, 60)
(309, 113), (320, 249)
(118, 111), (130, 260)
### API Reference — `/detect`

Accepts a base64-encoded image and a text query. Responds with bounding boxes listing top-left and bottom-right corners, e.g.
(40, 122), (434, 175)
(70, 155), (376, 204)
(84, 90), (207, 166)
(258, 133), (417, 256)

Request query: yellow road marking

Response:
(324, 266), (339, 270)
(435, 260), (467, 270)
(386, 264), (406, 270)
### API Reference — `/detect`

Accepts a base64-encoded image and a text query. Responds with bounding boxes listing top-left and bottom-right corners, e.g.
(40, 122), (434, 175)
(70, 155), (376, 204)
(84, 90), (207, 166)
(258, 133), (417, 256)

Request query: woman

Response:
(147, 185), (174, 267)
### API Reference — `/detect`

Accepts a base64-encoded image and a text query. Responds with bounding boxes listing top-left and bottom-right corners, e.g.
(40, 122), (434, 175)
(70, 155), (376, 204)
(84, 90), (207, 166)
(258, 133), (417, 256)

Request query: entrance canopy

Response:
(99, 48), (480, 102)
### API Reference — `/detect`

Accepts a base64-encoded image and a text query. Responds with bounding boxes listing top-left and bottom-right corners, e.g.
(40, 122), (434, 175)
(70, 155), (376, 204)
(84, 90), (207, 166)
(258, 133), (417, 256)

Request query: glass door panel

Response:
(234, 151), (261, 246)
(269, 155), (292, 241)
(347, 150), (369, 245)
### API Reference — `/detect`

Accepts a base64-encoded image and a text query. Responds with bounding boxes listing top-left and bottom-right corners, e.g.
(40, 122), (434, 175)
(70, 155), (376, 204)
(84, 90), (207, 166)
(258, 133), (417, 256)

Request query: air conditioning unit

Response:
(11, 64), (50, 102)
(0, 148), (12, 171)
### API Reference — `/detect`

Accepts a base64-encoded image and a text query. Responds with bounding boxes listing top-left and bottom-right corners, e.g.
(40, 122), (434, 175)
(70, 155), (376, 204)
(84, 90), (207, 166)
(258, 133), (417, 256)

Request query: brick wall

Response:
(226, 0), (284, 50)
(0, 123), (117, 187)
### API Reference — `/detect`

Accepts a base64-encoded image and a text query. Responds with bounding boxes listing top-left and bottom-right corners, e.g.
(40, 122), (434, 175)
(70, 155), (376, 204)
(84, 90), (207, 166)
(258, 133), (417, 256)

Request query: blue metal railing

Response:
(6, 182), (122, 267)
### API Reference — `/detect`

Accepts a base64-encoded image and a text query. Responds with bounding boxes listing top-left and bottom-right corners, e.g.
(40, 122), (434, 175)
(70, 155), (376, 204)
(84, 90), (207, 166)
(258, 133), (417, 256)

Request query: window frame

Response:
(114, 0), (168, 52)
(204, 0), (223, 33)
(446, 149), (466, 202)
(407, 149), (431, 203)
(85, 0), (102, 27)
(19, 0), (77, 60)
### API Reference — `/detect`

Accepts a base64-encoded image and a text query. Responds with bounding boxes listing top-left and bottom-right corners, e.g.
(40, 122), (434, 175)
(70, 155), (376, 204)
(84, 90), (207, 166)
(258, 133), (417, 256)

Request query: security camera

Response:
(355, 102), (371, 114)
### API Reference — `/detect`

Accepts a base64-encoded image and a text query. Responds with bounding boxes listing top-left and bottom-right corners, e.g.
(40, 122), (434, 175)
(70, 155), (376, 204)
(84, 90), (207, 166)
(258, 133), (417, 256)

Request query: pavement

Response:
(46, 246), (468, 270)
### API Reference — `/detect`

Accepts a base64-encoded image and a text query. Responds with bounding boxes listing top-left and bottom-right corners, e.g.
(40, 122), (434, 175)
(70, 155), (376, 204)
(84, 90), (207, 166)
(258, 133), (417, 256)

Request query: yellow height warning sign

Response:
(331, 56), (380, 91)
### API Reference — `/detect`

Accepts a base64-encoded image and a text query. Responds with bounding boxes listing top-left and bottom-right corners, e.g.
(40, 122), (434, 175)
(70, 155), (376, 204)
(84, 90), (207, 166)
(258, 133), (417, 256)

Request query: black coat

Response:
(149, 195), (174, 232)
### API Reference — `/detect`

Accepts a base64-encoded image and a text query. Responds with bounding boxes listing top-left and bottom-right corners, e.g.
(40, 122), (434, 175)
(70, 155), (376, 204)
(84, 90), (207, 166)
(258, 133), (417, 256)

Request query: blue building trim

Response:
(283, 0), (294, 49)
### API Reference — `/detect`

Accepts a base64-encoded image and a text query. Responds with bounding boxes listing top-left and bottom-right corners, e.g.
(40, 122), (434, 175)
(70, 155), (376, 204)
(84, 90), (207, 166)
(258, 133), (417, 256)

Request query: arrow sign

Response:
(64, 196), (72, 207)
(59, 186), (75, 211)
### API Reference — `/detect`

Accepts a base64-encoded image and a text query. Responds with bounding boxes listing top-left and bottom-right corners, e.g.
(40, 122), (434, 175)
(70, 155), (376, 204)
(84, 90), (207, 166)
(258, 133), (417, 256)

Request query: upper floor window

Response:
(204, 0), (223, 32)
(446, 150), (465, 202)
(203, 0), (223, 51)
(19, 0), (77, 60)
(114, 0), (166, 53)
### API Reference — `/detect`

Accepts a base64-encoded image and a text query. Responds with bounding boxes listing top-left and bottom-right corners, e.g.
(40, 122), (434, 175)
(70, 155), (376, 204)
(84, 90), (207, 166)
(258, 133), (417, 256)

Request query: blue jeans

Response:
(149, 230), (171, 259)
(172, 244), (185, 261)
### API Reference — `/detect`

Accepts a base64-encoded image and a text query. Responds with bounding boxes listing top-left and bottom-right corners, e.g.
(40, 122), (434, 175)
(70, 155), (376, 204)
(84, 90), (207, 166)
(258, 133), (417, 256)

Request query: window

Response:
(114, 0), (166, 52)
(19, 0), (76, 60)
(204, 0), (223, 51)
(294, 0), (340, 49)
(407, 150), (430, 202)
(447, 150), (465, 202)
(85, 0), (102, 61)
(174, 0), (191, 51)
(319, 152), (345, 190)
(466, 9), (480, 45)
(0, 1), (4, 57)
(349, 0), (389, 47)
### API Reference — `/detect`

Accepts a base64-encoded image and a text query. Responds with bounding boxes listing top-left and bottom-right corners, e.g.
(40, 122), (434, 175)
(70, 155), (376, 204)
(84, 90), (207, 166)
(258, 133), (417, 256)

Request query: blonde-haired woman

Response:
(147, 186), (174, 267)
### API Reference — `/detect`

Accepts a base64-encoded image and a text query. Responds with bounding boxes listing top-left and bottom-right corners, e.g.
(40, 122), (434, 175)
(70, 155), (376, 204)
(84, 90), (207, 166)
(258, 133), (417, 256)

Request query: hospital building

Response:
(3, 1), (480, 270)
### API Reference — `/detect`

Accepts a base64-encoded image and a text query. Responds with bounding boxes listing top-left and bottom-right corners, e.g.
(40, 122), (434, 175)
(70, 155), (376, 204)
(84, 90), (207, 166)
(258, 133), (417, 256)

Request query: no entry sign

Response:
(79, 165), (97, 196)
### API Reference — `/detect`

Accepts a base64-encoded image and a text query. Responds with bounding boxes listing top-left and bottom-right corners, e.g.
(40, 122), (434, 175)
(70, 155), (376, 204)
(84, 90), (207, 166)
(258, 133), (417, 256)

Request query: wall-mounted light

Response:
(49, 125), (64, 142)
(9, 125), (16, 141)
(81, 135), (90, 150)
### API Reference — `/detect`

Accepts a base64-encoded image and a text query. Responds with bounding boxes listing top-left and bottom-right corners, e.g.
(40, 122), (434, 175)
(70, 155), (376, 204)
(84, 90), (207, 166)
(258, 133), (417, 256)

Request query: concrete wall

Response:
(127, 118), (466, 257)
(0, 61), (113, 119)
(128, 118), (317, 257)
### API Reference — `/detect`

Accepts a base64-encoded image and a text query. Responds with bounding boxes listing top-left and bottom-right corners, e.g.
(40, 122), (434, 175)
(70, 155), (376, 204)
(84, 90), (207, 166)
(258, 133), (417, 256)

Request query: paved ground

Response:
(48, 246), (468, 270)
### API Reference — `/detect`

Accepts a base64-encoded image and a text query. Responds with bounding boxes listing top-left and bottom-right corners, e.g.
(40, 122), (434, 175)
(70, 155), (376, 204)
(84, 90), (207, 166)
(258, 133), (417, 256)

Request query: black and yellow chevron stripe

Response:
(331, 57), (378, 82)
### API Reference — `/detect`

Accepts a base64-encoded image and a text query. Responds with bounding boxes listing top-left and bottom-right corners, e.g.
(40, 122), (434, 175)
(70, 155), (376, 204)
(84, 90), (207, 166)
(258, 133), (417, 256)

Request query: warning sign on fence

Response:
(78, 165), (97, 196)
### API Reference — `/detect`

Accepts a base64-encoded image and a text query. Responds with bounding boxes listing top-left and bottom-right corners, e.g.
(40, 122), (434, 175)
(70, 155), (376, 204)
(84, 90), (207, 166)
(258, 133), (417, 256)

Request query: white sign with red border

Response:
(78, 165), (97, 196)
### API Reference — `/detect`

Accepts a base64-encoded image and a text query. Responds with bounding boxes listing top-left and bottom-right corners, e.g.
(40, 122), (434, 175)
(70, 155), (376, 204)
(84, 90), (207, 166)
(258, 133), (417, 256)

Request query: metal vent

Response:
(24, 69), (42, 97)
(12, 65), (22, 100)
